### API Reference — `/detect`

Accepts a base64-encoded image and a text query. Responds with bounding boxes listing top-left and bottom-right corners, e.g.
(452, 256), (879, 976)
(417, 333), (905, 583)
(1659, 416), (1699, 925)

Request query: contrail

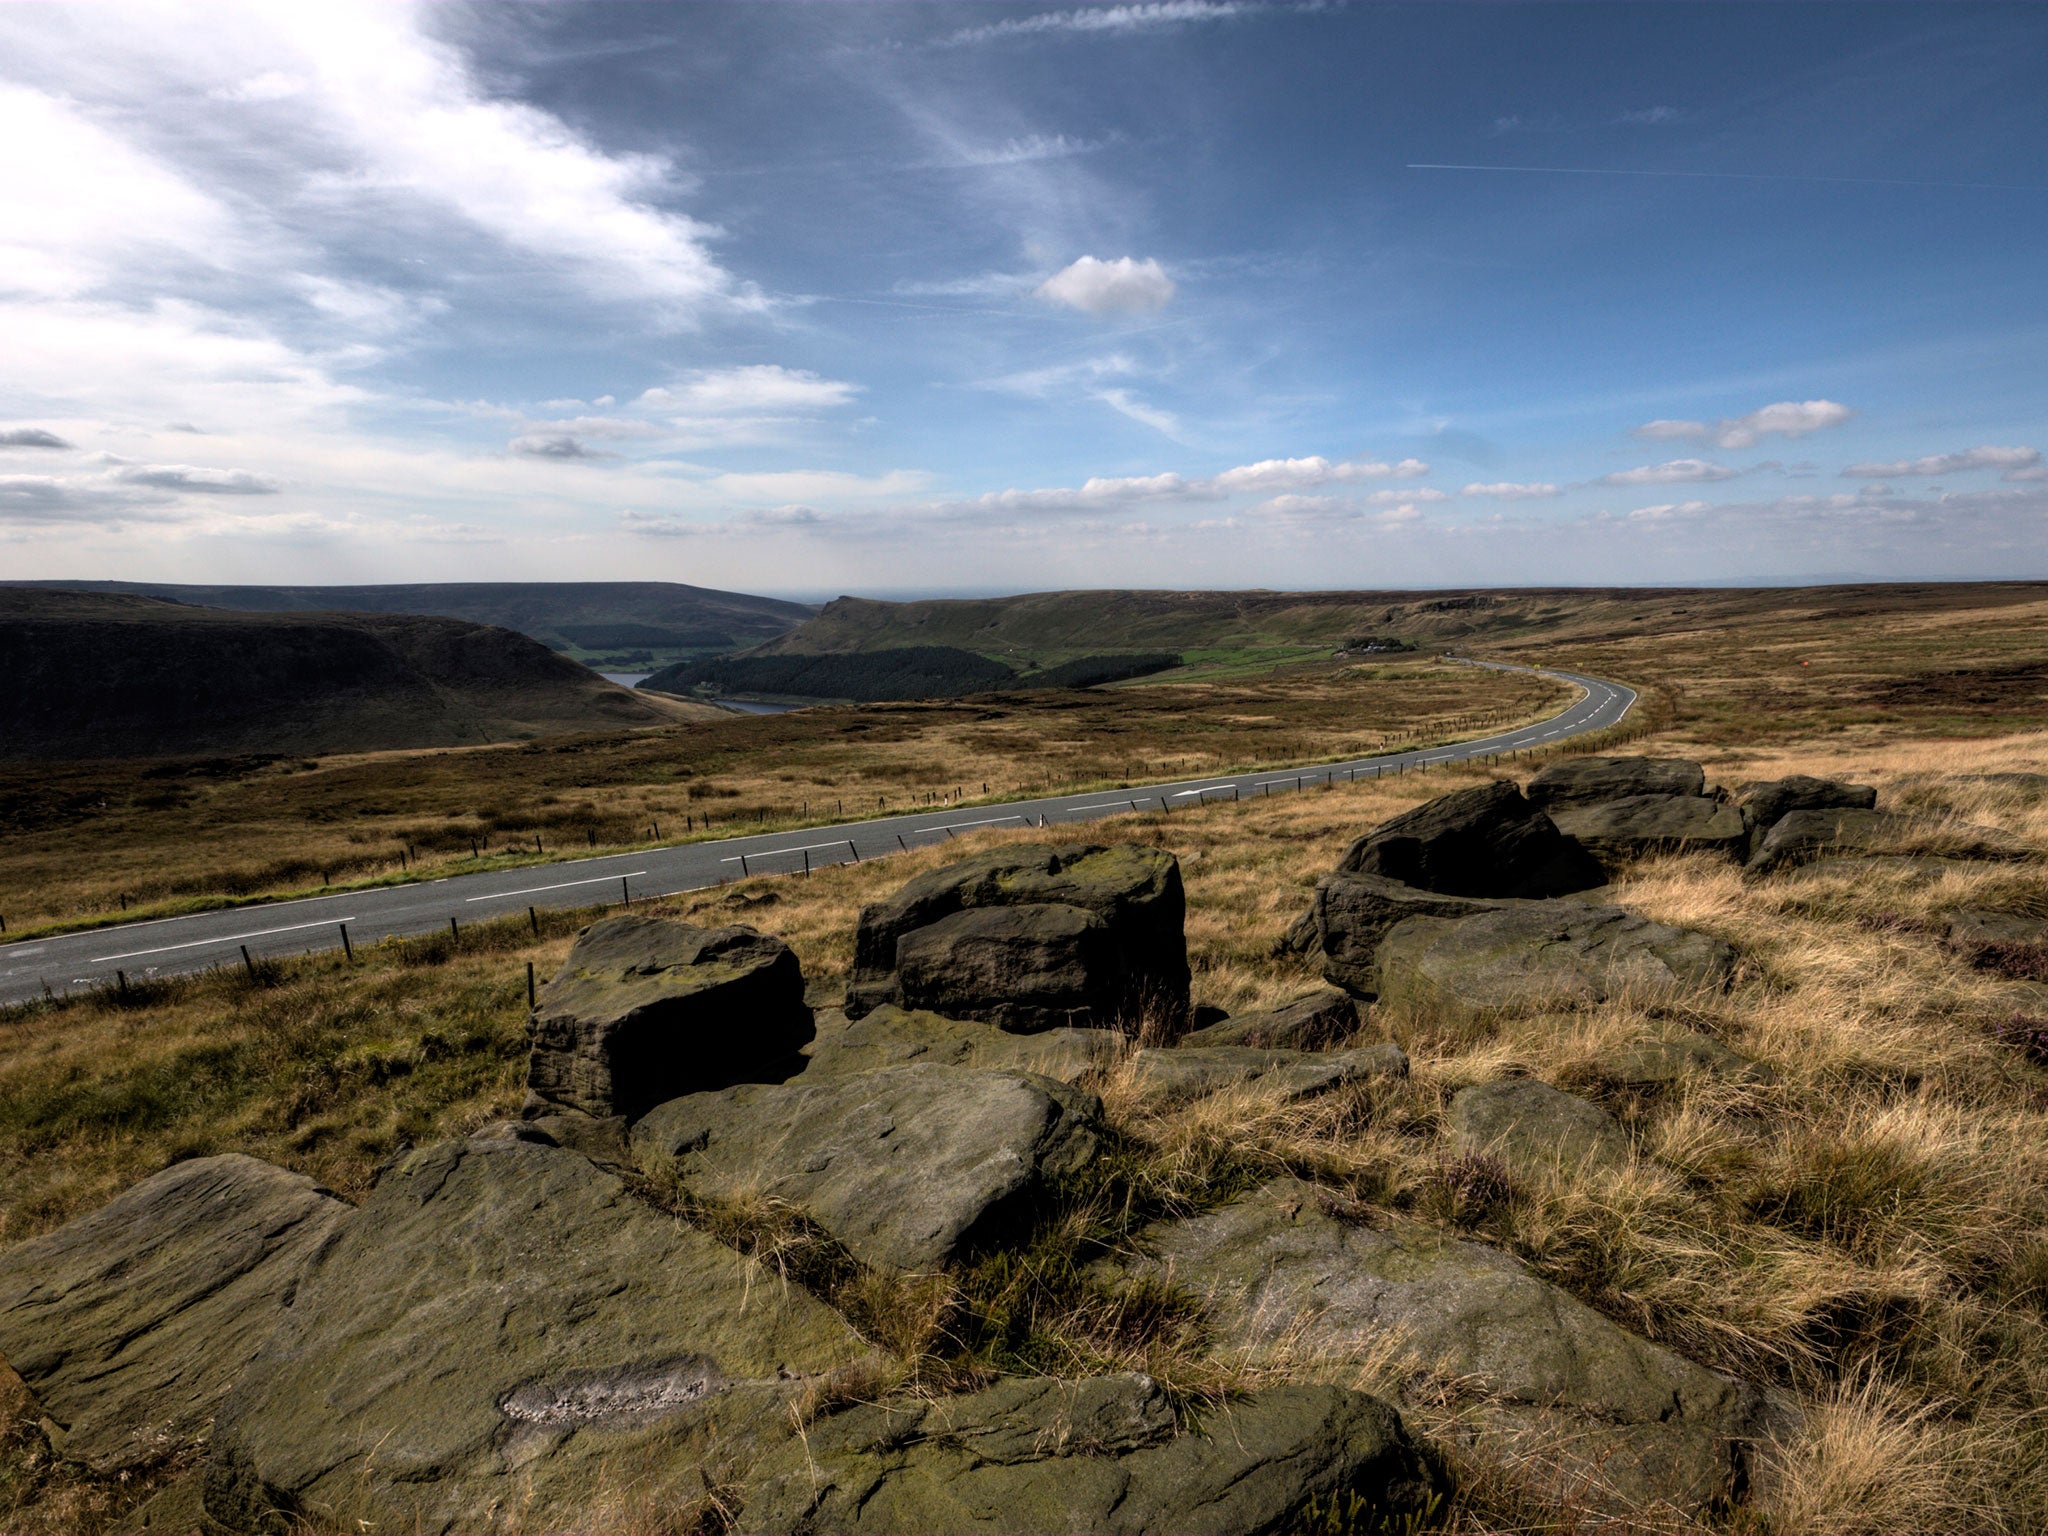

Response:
(1407, 162), (2046, 193)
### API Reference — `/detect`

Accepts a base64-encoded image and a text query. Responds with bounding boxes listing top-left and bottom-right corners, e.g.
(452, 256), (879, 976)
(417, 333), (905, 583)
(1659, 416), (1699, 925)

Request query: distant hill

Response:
(0, 590), (702, 760)
(747, 584), (2048, 666)
(3, 581), (815, 662)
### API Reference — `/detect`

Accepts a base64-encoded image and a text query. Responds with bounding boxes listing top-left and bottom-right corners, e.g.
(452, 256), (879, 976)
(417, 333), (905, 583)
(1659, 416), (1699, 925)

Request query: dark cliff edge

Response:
(0, 590), (687, 760)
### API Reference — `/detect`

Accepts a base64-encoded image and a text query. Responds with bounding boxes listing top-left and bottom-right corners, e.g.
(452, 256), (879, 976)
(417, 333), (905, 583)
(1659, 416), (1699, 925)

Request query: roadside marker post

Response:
(528, 905), (540, 937)
(240, 944), (256, 979)
(339, 924), (353, 961)
(526, 962), (536, 1010)
(449, 917), (459, 943)
(621, 877), (631, 906)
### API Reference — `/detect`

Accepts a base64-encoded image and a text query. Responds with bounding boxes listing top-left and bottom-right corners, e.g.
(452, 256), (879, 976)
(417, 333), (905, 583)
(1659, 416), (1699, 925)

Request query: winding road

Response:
(0, 664), (1633, 1006)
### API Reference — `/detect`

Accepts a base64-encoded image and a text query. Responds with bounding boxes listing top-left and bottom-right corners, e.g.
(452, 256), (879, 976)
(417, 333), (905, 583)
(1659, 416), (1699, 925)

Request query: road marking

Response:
(466, 872), (647, 903)
(1062, 799), (1158, 812)
(1171, 783), (1237, 798)
(94, 916), (362, 963)
(933, 814), (1031, 831)
(719, 839), (859, 864)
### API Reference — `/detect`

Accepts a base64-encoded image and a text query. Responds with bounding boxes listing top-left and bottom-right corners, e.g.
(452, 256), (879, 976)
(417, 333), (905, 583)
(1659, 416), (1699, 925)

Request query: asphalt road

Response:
(0, 664), (1634, 1006)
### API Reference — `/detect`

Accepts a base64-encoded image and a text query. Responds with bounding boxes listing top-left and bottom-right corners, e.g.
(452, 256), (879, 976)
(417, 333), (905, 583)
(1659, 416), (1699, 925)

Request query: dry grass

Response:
(6, 687), (2048, 1529)
(0, 659), (1563, 938)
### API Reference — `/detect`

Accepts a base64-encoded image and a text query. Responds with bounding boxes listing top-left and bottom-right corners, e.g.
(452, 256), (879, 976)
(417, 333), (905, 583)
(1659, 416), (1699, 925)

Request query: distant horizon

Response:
(15, 572), (2048, 612)
(3, 2), (2042, 590)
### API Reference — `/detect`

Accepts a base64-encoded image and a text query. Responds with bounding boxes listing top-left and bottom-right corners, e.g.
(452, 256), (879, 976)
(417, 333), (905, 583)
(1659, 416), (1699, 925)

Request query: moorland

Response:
(2, 580), (2047, 1534)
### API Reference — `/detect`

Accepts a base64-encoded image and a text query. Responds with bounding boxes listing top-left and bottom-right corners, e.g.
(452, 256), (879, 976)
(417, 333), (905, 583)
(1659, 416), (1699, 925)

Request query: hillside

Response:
(0, 590), (695, 760)
(753, 583), (2048, 667)
(3, 580), (814, 664)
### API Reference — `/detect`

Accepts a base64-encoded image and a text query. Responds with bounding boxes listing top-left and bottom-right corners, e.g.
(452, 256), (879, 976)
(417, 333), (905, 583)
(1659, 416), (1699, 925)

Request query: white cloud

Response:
(978, 354), (1138, 397)
(108, 461), (281, 493)
(2006, 464), (2048, 482)
(1462, 481), (1560, 499)
(1366, 487), (1448, 504)
(1602, 458), (1740, 486)
(640, 365), (860, 414)
(1840, 444), (2041, 479)
(1633, 400), (1853, 450)
(1036, 255), (1176, 315)
(941, 2), (1249, 46)
(1212, 455), (1428, 492)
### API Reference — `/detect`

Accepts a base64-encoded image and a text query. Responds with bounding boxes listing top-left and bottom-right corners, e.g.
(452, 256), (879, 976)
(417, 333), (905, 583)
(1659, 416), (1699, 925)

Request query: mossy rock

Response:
(203, 1137), (873, 1534)
(804, 1003), (1125, 1085)
(1375, 903), (1735, 1024)
(633, 1064), (1102, 1272)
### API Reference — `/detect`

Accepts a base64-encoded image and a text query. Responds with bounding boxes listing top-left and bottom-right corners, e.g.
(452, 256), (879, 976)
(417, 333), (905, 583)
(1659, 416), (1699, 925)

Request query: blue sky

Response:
(2, 1), (2044, 597)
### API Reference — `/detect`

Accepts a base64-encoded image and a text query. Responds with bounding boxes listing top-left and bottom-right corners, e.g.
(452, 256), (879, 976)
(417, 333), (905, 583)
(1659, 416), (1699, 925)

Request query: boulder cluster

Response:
(0, 757), (1949, 1532)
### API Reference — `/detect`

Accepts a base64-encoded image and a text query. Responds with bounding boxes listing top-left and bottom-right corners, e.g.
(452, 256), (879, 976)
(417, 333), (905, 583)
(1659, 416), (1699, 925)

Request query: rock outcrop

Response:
(1178, 985), (1358, 1050)
(1579, 1025), (1771, 1089)
(0, 1155), (350, 1474)
(1449, 1080), (1630, 1175)
(805, 1003), (1125, 1085)
(204, 1137), (872, 1535)
(847, 844), (1191, 1031)
(1334, 780), (1606, 898)
(632, 1064), (1102, 1272)
(525, 916), (811, 1120)
(1374, 903), (1736, 1022)
(737, 1371), (1441, 1536)
(1287, 872), (1511, 998)
(1526, 755), (1707, 808)
(1548, 793), (1748, 865)
(1113, 1179), (1780, 1517)
(1736, 775), (1877, 841)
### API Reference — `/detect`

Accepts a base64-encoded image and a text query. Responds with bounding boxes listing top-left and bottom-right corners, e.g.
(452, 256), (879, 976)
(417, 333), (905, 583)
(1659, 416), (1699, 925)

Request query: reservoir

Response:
(601, 673), (801, 715)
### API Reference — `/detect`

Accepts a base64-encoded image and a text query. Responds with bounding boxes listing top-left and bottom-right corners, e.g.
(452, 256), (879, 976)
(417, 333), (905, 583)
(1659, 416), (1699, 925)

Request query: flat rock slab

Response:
(806, 1003), (1126, 1085)
(1526, 755), (1707, 808)
(203, 1138), (871, 1536)
(1747, 807), (2019, 877)
(1548, 794), (1747, 865)
(1449, 1080), (1630, 1175)
(848, 844), (1189, 1030)
(1124, 1044), (1407, 1109)
(1375, 903), (1736, 1023)
(0, 1154), (350, 1474)
(1336, 780), (1606, 899)
(1114, 1179), (1780, 1517)
(633, 1064), (1103, 1272)
(1178, 986), (1359, 1049)
(738, 1371), (1439, 1536)
(526, 916), (811, 1120)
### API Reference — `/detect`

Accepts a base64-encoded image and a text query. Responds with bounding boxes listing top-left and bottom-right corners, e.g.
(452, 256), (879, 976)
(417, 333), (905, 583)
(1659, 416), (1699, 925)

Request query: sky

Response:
(2, 0), (2045, 599)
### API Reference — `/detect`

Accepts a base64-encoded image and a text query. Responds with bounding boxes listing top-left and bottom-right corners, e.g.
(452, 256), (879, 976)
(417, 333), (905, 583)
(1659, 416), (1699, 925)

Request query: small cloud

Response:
(1212, 455), (1423, 493)
(0, 428), (71, 450)
(1617, 106), (1681, 125)
(1365, 486), (1449, 504)
(1036, 255), (1175, 315)
(1462, 481), (1561, 499)
(164, 422), (205, 434)
(1635, 400), (1853, 450)
(1601, 458), (1739, 486)
(110, 463), (280, 494)
(746, 504), (823, 526)
(1841, 444), (2041, 479)
(2005, 463), (2048, 482)
(640, 365), (860, 414)
(509, 434), (608, 460)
